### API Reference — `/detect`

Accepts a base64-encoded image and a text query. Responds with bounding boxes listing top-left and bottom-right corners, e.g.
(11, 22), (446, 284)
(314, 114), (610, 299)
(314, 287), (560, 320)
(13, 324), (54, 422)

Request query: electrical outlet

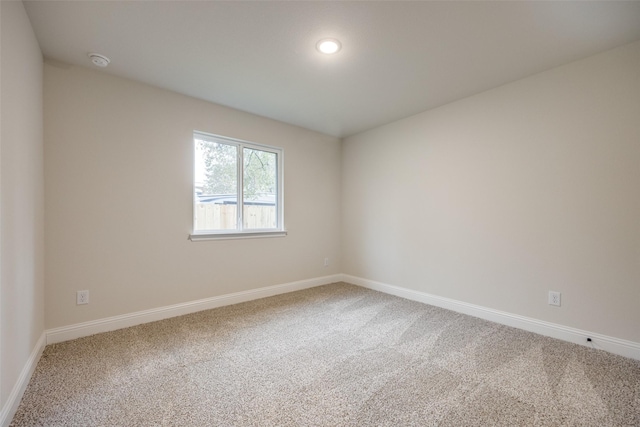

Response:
(548, 291), (561, 307)
(324, 257), (329, 267)
(77, 290), (89, 305)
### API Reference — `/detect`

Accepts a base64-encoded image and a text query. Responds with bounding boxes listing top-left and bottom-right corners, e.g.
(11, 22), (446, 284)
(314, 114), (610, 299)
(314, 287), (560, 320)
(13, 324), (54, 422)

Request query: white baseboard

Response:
(40, 272), (640, 358)
(343, 274), (640, 361)
(46, 274), (342, 345)
(0, 332), (46, 427)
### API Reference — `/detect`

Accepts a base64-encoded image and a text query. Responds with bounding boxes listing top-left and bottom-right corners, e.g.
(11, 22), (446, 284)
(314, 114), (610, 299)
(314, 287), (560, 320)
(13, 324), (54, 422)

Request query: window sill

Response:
(189, 230), (287, 242)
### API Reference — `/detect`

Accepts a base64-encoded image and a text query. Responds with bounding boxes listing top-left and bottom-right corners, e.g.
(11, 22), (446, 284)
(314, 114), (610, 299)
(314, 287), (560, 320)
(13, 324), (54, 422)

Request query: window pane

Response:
(194, 139), (238, 231)
(243, 148), (277, 229)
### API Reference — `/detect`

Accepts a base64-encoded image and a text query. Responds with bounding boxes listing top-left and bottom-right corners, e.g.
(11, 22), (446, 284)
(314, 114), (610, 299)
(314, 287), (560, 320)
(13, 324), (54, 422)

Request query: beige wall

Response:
(44, 63), (342, 329)
(0, 0), (45, 409)
(342, 40), (640, 343)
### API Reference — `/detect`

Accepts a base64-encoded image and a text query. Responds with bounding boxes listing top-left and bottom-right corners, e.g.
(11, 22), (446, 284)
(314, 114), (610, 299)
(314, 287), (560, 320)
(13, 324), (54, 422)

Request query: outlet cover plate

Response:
(548, 291), (561, 307)
(77, 290), (89, 305)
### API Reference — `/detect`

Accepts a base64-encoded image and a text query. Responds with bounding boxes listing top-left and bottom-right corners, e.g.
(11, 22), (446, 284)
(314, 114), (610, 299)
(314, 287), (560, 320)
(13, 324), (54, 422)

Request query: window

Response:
(191, 132), (285, 240)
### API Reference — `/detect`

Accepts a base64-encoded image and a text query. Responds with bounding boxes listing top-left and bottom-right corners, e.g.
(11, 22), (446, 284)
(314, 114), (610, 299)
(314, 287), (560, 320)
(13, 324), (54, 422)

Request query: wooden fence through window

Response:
(194, 204), (276, 230)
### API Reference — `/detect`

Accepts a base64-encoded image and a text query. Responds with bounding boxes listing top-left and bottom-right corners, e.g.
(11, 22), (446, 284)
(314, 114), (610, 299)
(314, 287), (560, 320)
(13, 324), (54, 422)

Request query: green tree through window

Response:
(243, 148), (276, 201)
(197, 140), (237, 195)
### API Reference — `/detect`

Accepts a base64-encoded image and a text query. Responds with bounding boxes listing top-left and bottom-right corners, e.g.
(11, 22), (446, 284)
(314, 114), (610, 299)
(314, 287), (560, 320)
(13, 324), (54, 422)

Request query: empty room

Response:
(2, 1), (640, 425)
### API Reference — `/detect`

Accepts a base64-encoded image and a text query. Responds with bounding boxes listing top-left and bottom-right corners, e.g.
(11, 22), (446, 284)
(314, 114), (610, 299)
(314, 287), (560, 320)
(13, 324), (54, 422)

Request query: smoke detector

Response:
(88, 53), (110, 68)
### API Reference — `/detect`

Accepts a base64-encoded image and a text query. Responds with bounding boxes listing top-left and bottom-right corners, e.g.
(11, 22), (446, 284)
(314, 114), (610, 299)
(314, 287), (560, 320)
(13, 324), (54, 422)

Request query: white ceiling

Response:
(24, 1), (640, 138)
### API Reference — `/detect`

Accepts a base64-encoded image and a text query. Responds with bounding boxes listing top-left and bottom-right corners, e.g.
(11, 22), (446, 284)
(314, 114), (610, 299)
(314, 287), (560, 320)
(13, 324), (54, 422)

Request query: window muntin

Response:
(193, 132), (283, 238)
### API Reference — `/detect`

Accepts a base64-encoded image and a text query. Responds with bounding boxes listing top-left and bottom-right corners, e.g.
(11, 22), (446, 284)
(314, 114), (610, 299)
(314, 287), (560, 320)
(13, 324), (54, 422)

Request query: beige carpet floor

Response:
(11, 282), (640, 426)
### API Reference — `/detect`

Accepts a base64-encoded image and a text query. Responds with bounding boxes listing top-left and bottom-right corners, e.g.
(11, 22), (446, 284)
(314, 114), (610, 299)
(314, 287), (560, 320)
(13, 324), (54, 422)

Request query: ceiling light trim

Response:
(316, 38), (342, 55)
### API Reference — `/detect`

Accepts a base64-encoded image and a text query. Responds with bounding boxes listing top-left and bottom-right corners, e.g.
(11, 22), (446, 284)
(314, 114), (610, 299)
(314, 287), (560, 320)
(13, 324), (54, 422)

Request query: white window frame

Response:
(190, 131), (286, 241)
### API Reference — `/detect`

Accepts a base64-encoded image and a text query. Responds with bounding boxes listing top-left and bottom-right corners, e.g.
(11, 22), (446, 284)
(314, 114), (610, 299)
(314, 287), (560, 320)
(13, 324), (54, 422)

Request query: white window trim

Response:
(190, 131), (285, 241)
(189, 230), (287, 242)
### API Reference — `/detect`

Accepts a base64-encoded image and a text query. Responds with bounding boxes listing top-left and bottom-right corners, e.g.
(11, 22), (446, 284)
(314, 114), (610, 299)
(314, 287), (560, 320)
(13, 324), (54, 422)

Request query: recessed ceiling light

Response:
(316, 38), (341, 55)
(88, 53), (110, 68)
